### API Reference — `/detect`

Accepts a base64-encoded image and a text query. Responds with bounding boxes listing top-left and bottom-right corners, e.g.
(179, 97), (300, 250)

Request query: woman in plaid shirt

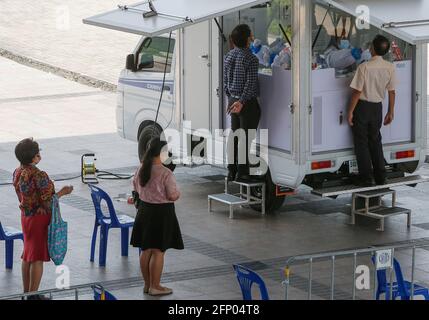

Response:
(224, 24), (261, 182)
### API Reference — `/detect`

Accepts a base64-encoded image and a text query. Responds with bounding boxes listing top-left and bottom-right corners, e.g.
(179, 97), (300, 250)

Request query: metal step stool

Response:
(351, 188), (411, 232)
(208, 178), (266, 219)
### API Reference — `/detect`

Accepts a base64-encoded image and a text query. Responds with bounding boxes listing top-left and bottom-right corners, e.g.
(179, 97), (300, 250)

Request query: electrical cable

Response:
(312, 4), (331, 50)
(54, 175), (82, 182)
(96, 170), (134, 180)
(214, 18), (227, 43)
(279, 23), (291, 47)
(151, 31), (173, 139)
(0, 173), (83, 187)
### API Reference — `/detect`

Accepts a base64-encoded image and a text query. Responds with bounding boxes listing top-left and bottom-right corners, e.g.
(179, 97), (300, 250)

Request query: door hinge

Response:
(416, 92), (420, 102)
(289, 103), (294, 114)
(308, 105), (312, 115)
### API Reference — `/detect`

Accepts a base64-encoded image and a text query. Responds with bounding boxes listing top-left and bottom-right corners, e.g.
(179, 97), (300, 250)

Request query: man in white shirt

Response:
(347, 35), (396, 186)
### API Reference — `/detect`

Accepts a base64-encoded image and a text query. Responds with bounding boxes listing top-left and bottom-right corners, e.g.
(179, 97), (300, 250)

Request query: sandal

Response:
(148, 287), (173, 296)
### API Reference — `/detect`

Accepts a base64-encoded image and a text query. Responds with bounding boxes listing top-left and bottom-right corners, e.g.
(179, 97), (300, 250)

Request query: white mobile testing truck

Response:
(84, 0), (429, 212)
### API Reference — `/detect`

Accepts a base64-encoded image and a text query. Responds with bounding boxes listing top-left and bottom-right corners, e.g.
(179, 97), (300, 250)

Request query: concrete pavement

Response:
(1, 56), (429, 300)
(0, 57), (116, 144)
(0, 0), (139, 85)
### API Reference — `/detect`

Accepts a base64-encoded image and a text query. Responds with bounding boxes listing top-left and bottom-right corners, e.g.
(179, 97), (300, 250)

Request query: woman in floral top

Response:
(13, 138), (73, 299)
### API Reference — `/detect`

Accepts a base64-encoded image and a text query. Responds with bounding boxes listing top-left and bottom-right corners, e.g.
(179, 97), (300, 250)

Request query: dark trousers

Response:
(352, 100), (386, 182)
(227, 97), (261, 176)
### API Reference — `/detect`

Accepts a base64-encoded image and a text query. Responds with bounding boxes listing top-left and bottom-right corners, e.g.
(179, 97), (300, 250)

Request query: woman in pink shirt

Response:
(130, 137), (184, 296)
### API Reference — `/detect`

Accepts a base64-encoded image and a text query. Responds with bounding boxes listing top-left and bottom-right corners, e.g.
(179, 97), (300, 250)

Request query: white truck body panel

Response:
(83, 0), (269, 37)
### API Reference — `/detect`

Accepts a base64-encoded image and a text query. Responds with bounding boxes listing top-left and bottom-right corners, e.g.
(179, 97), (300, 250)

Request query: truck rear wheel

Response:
(395, 160), (419, 174)
(138, 124), (162, 161)
(250, 172), (285, 214)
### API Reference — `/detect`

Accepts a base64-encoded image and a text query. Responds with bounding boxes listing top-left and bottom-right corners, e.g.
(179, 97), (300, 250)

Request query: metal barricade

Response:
(282, 241), (429, 300)
(0, 282), (106, 300)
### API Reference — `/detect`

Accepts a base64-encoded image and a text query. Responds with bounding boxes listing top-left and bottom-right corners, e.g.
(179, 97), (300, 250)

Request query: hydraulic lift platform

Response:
(312, 175), (429, 231)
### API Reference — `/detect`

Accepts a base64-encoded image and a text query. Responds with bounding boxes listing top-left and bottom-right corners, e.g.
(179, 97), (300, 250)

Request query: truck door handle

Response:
(199, 54), (209, 59)
(163, 86), (171, 92)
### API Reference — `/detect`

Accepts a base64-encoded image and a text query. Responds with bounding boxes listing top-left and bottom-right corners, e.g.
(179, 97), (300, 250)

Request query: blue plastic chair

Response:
(88, 184), (135, 267)
(373, 256), (429, 300)
(0, 222), (24, 269)
(92, 284), (117, 300)
(233, 264), (270, 300)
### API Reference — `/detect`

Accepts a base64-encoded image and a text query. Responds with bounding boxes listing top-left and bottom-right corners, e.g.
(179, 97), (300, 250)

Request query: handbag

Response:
(132, 190), (141, 209)
(48, 195), (68, 265)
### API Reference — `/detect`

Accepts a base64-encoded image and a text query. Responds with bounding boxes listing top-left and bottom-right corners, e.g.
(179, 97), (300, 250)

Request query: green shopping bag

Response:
(48, 195), (68, 265)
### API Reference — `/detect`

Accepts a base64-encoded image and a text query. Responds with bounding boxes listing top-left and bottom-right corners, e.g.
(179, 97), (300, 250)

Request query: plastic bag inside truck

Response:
(222, 0), (294, 153)
(311, 2), (414, 154)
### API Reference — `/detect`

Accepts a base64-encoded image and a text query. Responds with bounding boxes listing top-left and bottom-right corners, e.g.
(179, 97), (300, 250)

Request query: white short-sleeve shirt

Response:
(350, 56), (396, 103)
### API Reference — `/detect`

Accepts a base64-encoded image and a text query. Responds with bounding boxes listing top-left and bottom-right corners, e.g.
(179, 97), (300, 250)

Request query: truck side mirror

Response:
(126, 54), (137, 72)
(139, 54), (154, 70)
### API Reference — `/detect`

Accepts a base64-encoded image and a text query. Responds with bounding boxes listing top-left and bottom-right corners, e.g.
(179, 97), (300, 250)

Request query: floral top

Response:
(13, 165), (55, 217)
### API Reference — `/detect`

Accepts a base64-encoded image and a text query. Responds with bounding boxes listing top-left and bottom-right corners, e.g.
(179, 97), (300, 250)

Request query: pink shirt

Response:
(133, 164), (180, 204)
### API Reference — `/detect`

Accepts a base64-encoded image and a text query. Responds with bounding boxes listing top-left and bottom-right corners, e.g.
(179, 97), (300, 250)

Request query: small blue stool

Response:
(0, 222), (24, 269)
(88, 184), (135, 267)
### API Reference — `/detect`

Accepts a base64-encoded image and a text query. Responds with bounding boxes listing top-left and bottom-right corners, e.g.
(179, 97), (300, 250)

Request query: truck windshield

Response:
(137, 36), (176, 73)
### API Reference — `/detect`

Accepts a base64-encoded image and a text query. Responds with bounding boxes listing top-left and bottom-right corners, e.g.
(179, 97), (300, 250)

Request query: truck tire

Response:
(138, 124), (162, 161)
(249, 172), (285, 214)
(395, 160), (419, 174)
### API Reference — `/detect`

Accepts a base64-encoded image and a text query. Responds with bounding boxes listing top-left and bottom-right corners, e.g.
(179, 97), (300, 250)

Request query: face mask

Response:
(339, 39), (350, 49)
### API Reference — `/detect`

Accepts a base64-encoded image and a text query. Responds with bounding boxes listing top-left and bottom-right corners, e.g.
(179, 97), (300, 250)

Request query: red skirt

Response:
(21, 213), (51, 262)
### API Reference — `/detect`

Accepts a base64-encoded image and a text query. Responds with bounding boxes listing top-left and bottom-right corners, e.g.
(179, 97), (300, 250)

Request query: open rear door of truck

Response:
(323, 0), (429, 44)
(83, 0), (269, 37)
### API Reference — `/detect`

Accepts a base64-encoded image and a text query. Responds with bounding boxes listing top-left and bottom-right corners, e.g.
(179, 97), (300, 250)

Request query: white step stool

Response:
(208, 178), (266, 219)
(351, 188), (411, 232)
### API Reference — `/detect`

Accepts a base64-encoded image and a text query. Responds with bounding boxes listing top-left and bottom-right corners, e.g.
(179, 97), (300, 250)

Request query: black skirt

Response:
(130, 201), (184, 252)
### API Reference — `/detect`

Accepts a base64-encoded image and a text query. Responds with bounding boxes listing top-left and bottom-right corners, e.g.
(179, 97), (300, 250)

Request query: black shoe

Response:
(227, 170), (237, 182)
(354, 178), (375, 188)
(375, 177), (387, 186)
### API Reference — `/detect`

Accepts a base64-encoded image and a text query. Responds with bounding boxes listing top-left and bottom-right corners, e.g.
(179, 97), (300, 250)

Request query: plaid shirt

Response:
(224, 47), (259, 104)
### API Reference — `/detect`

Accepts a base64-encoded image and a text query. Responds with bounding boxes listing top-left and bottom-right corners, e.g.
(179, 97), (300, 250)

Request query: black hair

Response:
(15, 138), (39, 165)
(139, 136), (168, 187)
(373, 35), (390, 56)
(230, 24), (252, 49)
